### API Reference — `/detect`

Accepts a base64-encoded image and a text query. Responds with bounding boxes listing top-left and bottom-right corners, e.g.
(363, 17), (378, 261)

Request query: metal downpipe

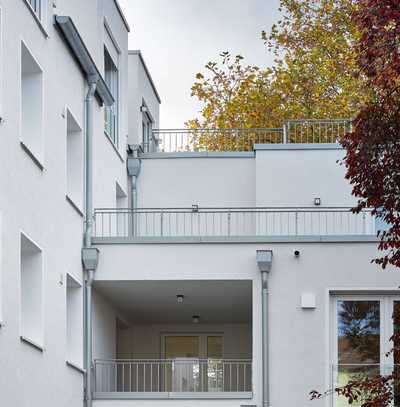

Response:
(261, 270), (270, 407)
(83, 78), (97, 407)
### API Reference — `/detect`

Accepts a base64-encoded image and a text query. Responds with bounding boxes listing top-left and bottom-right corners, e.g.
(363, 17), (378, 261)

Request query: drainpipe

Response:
(256, 250), (273, 407)
(82, 75), (100, 407)
(127, 147), (141, 236)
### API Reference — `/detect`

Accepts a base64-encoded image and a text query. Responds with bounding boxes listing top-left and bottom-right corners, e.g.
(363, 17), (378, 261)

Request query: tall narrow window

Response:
(20, 233), (43, 345)
(66, 274), (82, 365)
(21, 41), (43, 162)
(27, 0), (41, 18)
(104, 48), (118, 147)
(66, 109), (83, 209)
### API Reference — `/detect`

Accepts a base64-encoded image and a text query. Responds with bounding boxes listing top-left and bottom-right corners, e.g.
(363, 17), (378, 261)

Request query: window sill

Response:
(22, 0), (49, 39)
(20, 141), (44, 171)
(66, 195), (84, 217)
(66, 360), (85, 374)
(20, 335), (44, 352)
(104, 131), (124, 163)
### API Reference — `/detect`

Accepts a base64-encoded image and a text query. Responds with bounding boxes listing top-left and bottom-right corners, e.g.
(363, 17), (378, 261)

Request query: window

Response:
(66, 109), (83, 209)
(332, 295), (400, 406)
(27, 0), (42, 18)
(141, 108), (153, 152)
(21, 41), (43, 163)
(20, 233), (43, 345)
(104, 48), (118, 146)
(66, 274), (82, 365)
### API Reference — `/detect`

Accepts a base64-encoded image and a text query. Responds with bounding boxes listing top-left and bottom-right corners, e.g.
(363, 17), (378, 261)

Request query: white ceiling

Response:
(94, 280), (252, 324)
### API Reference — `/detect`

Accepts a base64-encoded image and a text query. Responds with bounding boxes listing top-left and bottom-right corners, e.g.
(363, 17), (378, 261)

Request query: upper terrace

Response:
(141, 119), (351, 154)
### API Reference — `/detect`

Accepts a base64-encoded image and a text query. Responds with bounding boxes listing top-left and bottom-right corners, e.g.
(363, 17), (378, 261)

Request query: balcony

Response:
(94, 358), (252, 399)
(142, 119), (352, 153)
(92, 207), (377, 243)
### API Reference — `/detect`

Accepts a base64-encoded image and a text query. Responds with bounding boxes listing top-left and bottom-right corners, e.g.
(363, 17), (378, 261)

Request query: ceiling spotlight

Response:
(176, 294), (184, 304)
(192, 315), (200, 324)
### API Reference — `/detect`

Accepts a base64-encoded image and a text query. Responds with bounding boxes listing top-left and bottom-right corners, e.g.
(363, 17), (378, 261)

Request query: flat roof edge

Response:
(254, 143), (344, 151)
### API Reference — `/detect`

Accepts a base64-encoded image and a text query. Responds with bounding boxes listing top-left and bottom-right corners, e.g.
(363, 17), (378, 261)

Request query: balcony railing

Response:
(92, 207), (376, 240)
(145, 119), (352, 153)
(94, 359), (252, 398)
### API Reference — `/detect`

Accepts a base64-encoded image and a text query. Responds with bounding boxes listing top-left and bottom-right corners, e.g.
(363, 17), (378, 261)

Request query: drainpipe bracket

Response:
(81, 247), (99, 271)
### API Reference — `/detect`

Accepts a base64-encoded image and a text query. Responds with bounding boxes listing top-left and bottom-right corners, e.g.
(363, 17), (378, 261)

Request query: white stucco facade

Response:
(0, 2), (397, 407)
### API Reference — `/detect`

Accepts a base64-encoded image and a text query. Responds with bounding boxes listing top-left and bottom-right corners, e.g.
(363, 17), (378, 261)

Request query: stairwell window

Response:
(104, 48), (119, 147)
(20, 233), (43, 347)
(21, 41), (43, 166)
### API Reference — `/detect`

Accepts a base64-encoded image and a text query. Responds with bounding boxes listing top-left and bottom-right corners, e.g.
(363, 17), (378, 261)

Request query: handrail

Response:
(93, 207), (376, 239)
(142, 119), (352, 153)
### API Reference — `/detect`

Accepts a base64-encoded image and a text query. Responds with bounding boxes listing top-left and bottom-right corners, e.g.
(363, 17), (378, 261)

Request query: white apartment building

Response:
(0, 2), (398, 407)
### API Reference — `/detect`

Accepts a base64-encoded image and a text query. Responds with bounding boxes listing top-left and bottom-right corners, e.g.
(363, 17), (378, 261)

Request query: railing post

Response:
(160, 211), (164, 237)
(362, 210), (366, 235)
(283, 122), (288, 143)
(295, 211), (299, 236)
(227, 212), (231, 236)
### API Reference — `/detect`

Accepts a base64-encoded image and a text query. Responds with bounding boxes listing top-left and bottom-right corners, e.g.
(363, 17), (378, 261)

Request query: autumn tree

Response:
(311, 1), (400, 404)
(188, 0), (370, 131)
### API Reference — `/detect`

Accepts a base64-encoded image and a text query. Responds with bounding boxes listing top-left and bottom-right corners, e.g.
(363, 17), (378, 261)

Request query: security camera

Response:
(294, 250), (300, 257)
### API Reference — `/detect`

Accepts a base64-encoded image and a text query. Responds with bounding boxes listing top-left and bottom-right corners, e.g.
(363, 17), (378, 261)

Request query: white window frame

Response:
(331, 294), (400, 406)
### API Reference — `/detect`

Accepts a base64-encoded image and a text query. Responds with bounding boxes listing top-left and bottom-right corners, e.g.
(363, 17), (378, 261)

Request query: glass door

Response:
(162, 334), (223, 393)
(333, 296), (400, 406)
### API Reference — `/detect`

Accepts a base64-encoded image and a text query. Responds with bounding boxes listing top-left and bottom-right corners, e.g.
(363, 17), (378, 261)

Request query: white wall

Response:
(0, 1), (129, 406)
(94, 241), (398, 407)
(116, 323), (251, 360)
(128, 52), (160, 146)
(255, 146), (356, 207)
(138, 157), (255, 207)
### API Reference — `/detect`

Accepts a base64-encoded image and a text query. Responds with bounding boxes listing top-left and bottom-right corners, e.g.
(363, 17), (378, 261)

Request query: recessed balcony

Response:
(92, 207), (377, 244)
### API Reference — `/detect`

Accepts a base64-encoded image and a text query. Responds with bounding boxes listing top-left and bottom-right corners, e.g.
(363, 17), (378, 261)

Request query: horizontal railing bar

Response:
(94, 206), (367, 212)
(95, 359), (252, 362)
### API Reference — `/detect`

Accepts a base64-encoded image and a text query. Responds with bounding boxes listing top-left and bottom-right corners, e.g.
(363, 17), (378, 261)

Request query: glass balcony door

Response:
(332, 295), (400, 406)
(162, 334), (223, 392)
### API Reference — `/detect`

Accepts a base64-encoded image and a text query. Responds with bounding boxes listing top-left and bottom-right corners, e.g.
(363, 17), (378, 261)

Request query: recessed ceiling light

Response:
(176, 294), (184, 304)
(192, 315), (200, 324)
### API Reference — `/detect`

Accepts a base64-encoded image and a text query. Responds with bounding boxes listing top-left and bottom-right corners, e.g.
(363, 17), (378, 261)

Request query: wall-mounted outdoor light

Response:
(314, 197), (321, 206)
(176, 294), (184, 304)
(192, 315), (200, 324)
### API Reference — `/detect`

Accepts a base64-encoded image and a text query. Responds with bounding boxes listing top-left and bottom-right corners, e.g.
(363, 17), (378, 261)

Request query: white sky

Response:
(119, 0), (282, 128)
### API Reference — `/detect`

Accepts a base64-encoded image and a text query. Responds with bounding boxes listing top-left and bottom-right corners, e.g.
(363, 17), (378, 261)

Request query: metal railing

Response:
(152, 128), (284, 153)
(93, 207), (376, 239)
(146, 119), (352, 153)
(332, 364), (400, 406)
(94, 359), (252, 394)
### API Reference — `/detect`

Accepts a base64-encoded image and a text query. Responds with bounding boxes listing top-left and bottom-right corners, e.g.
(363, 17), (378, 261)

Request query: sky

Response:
(119, 0), (282, 128)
